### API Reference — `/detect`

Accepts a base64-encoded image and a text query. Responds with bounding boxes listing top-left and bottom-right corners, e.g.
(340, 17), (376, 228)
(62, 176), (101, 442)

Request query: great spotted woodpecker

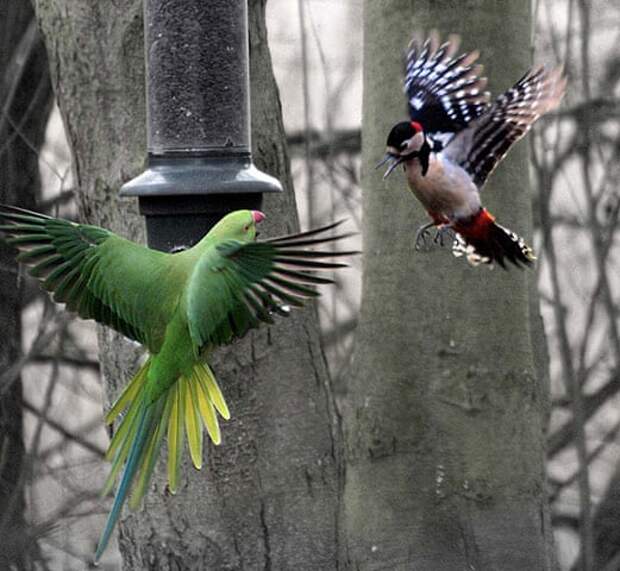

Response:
(379, 32), (566, 268)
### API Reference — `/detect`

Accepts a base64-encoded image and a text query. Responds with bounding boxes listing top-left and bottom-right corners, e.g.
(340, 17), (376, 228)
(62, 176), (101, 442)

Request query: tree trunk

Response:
(341, 2), (556, 569)
(0, 1), (52, 568)
(33, 0), (342, 568)
(589, 465), (620, 571)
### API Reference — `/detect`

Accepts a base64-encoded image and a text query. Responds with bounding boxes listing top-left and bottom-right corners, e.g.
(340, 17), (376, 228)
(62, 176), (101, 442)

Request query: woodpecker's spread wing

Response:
(444, 66), (566, 188)
(404, 33), (490, 142)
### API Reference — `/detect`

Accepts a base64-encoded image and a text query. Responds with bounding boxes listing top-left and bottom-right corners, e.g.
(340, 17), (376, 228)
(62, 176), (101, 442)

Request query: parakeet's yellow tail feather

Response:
(95, 359), (229, 562)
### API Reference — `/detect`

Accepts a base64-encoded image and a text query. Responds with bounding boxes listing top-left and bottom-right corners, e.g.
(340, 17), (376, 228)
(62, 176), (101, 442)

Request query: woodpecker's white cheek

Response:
(403, 132), (424, 153)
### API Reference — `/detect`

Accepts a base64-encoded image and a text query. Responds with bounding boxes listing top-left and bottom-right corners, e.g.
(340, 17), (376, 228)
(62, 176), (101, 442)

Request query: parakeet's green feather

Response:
(129, 395), (171, 510)
(0, 204), (356, 562)
(105, 357), (151, 424)
(193, 368), (221, 444)
(0, 205), (174, 351)
(101, 400), (142, 495)
(167, 381), (185, 494)
(185, 236), (355, 351)
(197, 362), (230, 420)
(184, 376), (203, 470)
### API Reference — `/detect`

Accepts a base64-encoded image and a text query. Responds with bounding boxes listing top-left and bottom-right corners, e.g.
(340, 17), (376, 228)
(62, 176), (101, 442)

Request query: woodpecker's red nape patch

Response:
(410, 121), (423, 133)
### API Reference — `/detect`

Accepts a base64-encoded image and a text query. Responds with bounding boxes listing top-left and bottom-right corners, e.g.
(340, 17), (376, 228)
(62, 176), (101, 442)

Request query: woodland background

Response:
(0, 0), (619, 570)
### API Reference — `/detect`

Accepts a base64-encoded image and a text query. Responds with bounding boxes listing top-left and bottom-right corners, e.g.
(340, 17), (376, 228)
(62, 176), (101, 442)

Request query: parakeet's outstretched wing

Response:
(186, 220), (356, 351)
(0, 205), (174, 351)
(405, 33), (490, 142)
(444, 66), (566, 188)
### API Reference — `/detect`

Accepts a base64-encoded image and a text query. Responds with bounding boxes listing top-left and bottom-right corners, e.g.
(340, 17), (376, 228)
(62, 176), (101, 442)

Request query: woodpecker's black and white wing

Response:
(405, 33), (491, 143)
(444, 66), (566, 188)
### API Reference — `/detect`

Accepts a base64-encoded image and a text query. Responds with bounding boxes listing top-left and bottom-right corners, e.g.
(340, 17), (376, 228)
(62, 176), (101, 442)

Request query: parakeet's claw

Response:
(414, 222), (436, 252)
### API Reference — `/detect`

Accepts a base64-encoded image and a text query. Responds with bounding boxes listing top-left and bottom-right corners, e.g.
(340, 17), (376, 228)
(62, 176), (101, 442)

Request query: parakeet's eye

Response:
(243, 224), (250, 232)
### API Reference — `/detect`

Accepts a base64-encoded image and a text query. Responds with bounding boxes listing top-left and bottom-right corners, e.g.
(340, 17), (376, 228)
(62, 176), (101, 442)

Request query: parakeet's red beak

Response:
(252, 211), (265, 224)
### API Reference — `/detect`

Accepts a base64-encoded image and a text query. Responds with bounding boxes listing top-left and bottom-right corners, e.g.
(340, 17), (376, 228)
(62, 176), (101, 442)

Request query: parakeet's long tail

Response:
(94, 358), (230, 562)
(452, 208), (535, 269)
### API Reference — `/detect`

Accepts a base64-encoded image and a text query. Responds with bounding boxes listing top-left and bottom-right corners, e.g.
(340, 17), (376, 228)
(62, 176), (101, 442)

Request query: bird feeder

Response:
(120, 0), (282, 252)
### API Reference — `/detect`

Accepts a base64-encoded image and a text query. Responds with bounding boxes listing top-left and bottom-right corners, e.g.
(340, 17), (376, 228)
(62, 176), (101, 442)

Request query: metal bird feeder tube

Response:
(120, 0), (282, 252)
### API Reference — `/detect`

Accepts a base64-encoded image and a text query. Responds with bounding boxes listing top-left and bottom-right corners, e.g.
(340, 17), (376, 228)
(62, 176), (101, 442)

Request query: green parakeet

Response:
(0, 205), (354, 561)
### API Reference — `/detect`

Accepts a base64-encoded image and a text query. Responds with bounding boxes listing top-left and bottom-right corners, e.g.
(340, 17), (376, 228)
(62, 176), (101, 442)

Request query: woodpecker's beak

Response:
(376, 153), (404, 180)
(376, 154), (391, 169)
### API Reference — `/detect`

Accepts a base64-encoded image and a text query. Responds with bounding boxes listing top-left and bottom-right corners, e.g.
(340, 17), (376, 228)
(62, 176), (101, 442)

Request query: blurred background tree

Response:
(0, 1), (52, 568)
(341, 1), (554, 569)
(29, 0), (342, 568)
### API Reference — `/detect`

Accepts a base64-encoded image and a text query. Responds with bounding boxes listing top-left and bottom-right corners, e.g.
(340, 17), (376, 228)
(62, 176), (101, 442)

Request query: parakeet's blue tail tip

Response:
(95, 400), (156, 561)
(94, 536), (107, 564)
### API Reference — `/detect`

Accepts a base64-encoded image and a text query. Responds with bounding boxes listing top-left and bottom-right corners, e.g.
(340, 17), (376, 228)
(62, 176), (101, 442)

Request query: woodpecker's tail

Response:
(452, 208), (535, 269)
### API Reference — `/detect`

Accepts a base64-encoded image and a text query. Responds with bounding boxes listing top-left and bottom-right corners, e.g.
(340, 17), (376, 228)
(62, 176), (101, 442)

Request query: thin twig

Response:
(297, 0), (315, 228)
(21, 398), (105, 458)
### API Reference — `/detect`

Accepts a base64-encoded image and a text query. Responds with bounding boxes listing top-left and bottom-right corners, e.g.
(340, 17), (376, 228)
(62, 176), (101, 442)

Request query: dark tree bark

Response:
(589, 466), (620, 571)
(33, 0), (342, 568)
(0, 1), (53, 568)
(340, 2), (556, 569)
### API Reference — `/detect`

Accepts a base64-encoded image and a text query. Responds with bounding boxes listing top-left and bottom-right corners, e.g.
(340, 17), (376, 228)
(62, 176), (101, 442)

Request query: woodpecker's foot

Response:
(433, 225), (455, 247)
(415, 223), (454, 251)
(414, 222), (436, 251)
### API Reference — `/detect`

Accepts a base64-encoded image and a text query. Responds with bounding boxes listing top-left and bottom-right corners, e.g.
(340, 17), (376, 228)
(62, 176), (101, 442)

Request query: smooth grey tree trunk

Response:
(341, 2), (556, 569)
(33, 0), (341, 569)
(0, 1), (52, 567)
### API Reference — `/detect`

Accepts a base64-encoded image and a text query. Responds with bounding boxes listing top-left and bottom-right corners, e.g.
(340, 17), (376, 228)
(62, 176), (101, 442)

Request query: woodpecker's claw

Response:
(415, 223), (454, 251)
(414, 222), (436, 251)
(433, 225), (455, 247)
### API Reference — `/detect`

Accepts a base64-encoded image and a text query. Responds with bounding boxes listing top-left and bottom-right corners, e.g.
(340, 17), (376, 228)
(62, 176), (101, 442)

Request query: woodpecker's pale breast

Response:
(404, 153), (480, 220)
